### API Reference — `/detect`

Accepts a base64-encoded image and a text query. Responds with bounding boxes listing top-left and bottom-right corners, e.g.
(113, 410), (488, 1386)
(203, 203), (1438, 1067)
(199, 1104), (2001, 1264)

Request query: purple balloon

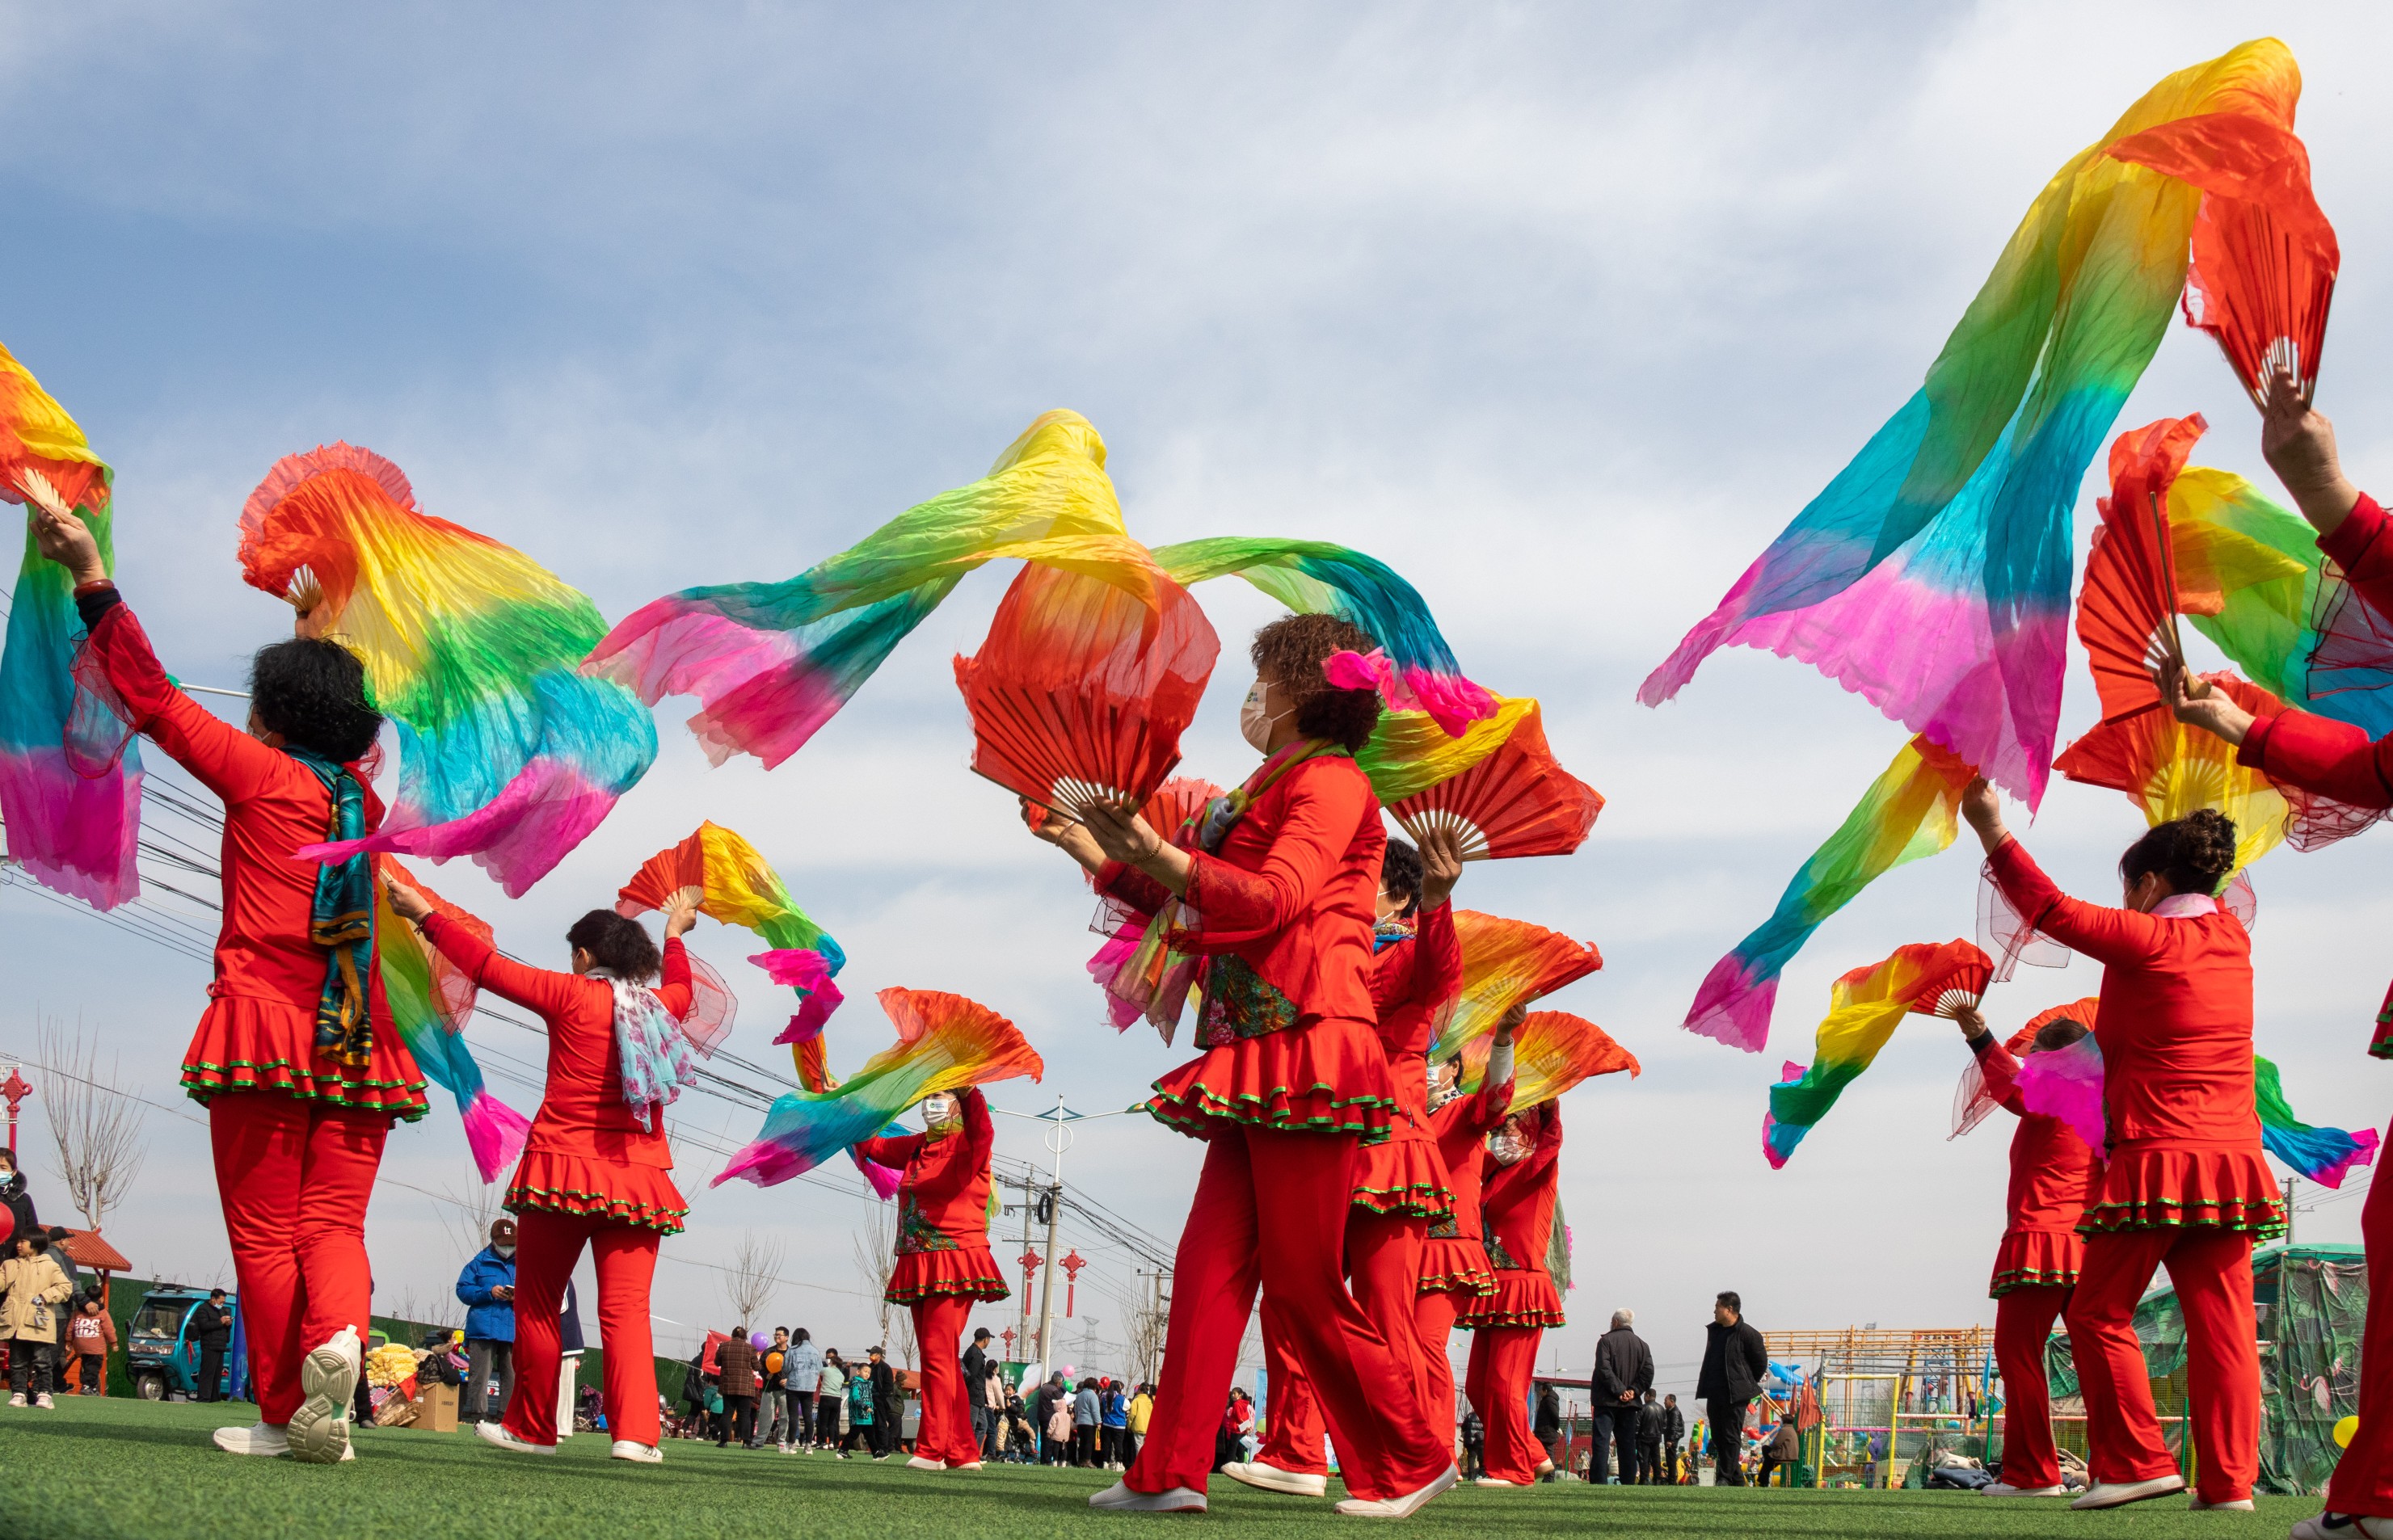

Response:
(752, 1332), (770, 1351)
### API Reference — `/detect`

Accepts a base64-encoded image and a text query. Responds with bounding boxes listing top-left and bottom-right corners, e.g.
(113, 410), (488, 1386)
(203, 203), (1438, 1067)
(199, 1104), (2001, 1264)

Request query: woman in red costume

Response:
(1029, 613), (1454, 1517)
(1416, 1008), (1519, 1451)
(1462, 1096), (1564, 1487)
(384, 876), (701, 1463)
(1231, 830), (1466, 1500)
(1965, 782), (2277, 1512)
(1949, 999), (2100, 1500)
(2164, 371), (2393, 1540)
(853, 1086), (1007, 1472)
(30, 504), (423, 1464)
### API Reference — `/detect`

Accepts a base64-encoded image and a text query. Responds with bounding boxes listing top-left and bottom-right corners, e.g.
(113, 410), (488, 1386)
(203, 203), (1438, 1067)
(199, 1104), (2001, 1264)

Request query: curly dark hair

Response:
(1380, 837), (1423, 917)
(566, 910), (662, 982)
(1249, 613), (1382, 753)
(2118, 808), (2238, 898)
(250, 637), (383, 763)
(2032, 1017), (2090, 1054)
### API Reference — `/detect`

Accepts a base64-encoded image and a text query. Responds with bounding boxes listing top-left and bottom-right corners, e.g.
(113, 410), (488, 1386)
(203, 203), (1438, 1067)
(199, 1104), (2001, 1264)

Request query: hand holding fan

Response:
(2110, 113), (2339, 410)
(1426, 911), (1603, 1062)
(1952, 997), (2102, 1138)
(2055, 671), (2294, 873)
(1456, 1010), (1638, 1107)
(617, 821), (845, 1042)
(713, 987), (1043, 1189)
(1355, 695), (1536, 806)
(954, 560), (1218, 821)
(1082, 776), (1226, 1038)
(1388, 700), (1601, 860)
(1762, 939), (1992, 1168)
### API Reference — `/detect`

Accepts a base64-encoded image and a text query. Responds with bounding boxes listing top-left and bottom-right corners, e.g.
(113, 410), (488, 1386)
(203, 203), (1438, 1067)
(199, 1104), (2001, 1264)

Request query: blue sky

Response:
(6, 2), (2393, 1399)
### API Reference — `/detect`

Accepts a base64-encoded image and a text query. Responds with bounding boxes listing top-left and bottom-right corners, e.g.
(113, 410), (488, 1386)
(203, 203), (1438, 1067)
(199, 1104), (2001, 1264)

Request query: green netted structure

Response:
(2044, 1241), (2364, 1495)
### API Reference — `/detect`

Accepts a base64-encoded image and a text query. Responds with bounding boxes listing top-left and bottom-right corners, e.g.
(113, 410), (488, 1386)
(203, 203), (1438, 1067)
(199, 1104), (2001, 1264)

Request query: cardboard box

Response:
(411, 1381), (459, 1433)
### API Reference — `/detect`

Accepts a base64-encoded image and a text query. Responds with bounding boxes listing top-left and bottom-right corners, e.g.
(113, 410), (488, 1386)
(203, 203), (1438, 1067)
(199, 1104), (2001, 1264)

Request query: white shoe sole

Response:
(1224, 1462), (1330, 1497)
(2071, 1476), (2187, 1510)
(212, 1424), (292, 1457)
(1336, 1463), (1460, 1518)
(611, 1441), (664, 1463)
(1089, 1480), (1208, 1513)
(286, 1340), (359, 1465)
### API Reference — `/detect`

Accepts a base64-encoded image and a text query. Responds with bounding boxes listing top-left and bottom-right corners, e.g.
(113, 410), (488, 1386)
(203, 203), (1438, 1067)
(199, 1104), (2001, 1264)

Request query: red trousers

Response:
(1413, 1290), (1463, 1452)
(1464, 1325), (1543, 1484)
(911, 1294), (978, 1466)
(1993, 1285), (2071, 1490)
(1125, 1126), (1447, 1502)
(2067, 1227), (2257, 1501)
(2329, 1121), (2393, 1517)
(208, 1092), (386, 1425)
(500, 1210), (660, 1448)
(1255, 1209), (1433, 1477)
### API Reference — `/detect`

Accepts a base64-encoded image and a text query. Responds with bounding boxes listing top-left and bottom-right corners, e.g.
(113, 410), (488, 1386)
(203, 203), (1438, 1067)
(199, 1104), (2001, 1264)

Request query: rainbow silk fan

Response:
(1081, 776), (1227, 1037)
(1355, 695), (1536, 806)
(1388, 700), (1601, 860)
(1951, 997), (2102, 1138)
(373, 856), (533, 1182)
(1763, 939), (1994, 1168)
(238, 443), (658, 896)
(617, 821), (845, 1044)
(714, 988), (1043, 1189)
(0, 342), (141, 910)
(1426, 911), (1604, 1063)
(2111, 112), (2340, 409)
(954, 561), (1218, 820)
(1455, 1009), (1639, 1106)
(2054, 671), (2293, 876)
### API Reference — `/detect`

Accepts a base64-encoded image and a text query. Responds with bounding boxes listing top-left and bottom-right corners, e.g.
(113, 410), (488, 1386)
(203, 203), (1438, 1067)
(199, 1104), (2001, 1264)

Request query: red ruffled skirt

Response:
(182, 995), (429, 1121)
(1148, 1016), (1397, 1143)
(1350, 1115), (1454, 1220)
(2078, 1141), (2286, 1239)
(1458, 1269), (1563, 1330)
(1418, 1237), (1495, 1298)
(887, 1246), (1010, 1306)
(507, 1151), (689, 1235)
(1988, 1228), (2083, 1298)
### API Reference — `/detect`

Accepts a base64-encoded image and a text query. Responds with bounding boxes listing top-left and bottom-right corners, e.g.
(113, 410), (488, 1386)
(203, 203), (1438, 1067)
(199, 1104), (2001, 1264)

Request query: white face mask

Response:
(494, 1244), (516, 1259)
(921, 1095), (958, 1128)
(1489, 1126), (1529, 1166)
(1239, 682), (1287, 752)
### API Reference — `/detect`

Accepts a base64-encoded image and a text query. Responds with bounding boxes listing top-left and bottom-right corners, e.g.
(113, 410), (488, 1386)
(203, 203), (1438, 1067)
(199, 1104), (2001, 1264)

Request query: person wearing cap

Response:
(455, 1220), (520, 1423)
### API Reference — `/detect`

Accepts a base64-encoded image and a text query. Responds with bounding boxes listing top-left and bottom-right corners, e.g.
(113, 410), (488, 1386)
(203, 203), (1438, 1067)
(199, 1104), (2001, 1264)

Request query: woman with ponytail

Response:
(385, 877), (701, 1465)
(1027, 613), (1454, 1518)
(29, 500), (423, 1465)
(1964, 785), (2274, 1513)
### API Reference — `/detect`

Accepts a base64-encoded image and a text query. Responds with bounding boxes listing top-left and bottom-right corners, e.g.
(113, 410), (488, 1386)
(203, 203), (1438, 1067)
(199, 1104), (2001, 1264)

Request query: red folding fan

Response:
(1388, 701), (1602, 860)
(2078, 415), (2206, 723)
(2112, 114), (2340, 410)
(955, 562), (1220, 821)
(1902, 938), (1995, 1021)
(614, 827), (706, 917)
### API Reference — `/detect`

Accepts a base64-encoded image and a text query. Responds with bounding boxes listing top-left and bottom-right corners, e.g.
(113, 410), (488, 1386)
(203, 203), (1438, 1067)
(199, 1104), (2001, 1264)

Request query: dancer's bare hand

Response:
(382, 875), (433, 924)
(2162, 661), (2255, 747)
(1960, 777), (2007, 853)
(23, 496), (105, 586)
(2262, 365), (2361, 535)
(663, 886), (702, 940)
(1496, 1003), (1527, 1045)
(1021, 797), (1106, 873)
(1952, 1002), (1987, 1041)
(1418, 827), (1464, 910)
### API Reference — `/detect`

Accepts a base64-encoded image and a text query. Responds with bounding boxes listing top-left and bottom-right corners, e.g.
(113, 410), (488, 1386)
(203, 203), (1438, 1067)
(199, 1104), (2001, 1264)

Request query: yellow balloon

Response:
(2336, 1416), (2360, 1450)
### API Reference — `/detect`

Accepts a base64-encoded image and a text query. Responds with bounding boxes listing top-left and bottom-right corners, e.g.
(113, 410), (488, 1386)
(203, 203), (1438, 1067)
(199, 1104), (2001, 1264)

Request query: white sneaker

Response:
(6, 1395), (23, 1408)
(1335, 1463), (1459, 1518)
(1473, 1476), (1530, 1488)
(1222, 1460), (1329, 1498)
(33, 1394), (54, 1409)
(2188, 1495), (2255, 1512)
(1982, 1482), (2066, 1496)
(952, 1460), (984, 1471)
(213, 1422), (292, 1457)
(612, 1440), (664, 1463)
(2291, 1517), (2393, 1539)
(477, 1420), (557, 1456)
(908, 1454), (946, 1471)
(1089, 1479), (1207, 1513)
(287, 1325), (361, 1465)
(2071, 1473), (2187, 1509)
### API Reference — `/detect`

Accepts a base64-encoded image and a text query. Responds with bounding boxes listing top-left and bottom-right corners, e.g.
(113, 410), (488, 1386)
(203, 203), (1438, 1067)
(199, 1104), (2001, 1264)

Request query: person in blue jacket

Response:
(455, 1219), (518, 1424)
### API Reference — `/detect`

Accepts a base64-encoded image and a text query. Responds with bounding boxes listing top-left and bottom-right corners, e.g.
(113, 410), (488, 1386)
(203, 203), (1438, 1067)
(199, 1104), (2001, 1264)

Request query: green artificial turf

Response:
(0, 1395), (2318, 1538)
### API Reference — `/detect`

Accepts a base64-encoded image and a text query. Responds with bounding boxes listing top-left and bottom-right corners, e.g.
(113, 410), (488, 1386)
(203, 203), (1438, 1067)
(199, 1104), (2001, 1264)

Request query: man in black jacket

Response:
(190, 1290), (234, 1403)
(1589, 1308), (1654, 1483)
(1636, 1388), (1665, 1483)
(1696, 1291), (1768, 1486)
(961, 1329), (994, 1458)
(866, 1346), (899, 1459)
(1658, 1392), (1687, 1483)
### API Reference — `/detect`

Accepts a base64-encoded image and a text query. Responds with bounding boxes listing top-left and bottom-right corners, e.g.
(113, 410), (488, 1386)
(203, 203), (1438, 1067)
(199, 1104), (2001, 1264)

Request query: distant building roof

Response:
(53, 1229), (131, 1273)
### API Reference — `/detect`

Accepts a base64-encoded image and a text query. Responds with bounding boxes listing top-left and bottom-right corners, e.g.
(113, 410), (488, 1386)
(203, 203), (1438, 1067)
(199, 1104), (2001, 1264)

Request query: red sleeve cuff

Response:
(2235, 712), (2278, 770)
(2319, 491), (2390, 572)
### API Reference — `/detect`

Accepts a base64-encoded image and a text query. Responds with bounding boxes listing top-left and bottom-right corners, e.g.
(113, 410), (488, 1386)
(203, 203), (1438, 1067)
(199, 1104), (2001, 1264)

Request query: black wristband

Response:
(74, 582), (121, 629)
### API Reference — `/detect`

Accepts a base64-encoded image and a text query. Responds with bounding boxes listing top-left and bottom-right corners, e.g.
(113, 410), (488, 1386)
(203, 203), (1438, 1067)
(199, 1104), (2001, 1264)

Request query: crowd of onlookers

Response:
(1, 1149), (122, 1406)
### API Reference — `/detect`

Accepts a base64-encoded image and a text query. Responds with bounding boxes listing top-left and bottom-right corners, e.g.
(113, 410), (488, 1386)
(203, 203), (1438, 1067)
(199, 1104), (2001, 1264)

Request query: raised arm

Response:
(652, 937), (694, 1020)
(418, 911), (588, 1020)
(1963, 779), (2174, 969)
(1373, 898), (1460, 1016)
(74, 588), (287, 802)
(854, 1130), (925, 1172)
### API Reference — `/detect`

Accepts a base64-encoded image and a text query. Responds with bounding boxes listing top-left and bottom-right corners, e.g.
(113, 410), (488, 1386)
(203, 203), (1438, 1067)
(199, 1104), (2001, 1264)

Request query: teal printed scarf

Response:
(288, 747), (375, 1070)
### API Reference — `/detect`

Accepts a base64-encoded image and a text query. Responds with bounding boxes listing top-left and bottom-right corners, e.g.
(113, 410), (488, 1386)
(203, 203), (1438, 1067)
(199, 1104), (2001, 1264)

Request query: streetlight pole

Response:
(1038, 1092), (1069, 1373)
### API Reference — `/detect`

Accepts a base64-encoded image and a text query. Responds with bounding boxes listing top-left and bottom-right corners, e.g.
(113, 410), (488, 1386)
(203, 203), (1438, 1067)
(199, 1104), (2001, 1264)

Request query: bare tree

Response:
(723, 1230), (785, 1333)
(1110, 1273), (1168, 1386)
(438, 1180), (507, 1269)
(850, 1203), (915, 1365)
(36, 1018), (148, 1235)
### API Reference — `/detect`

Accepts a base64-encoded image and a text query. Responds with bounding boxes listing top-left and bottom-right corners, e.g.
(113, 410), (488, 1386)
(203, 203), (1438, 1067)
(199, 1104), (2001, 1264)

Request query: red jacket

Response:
(1480, 1100), (1562, 1273)
(80, 595), (425, 1117)
(2235, 492), (2393, 808)
(1971, 1034), (2100, 1237)
(1986, 839), (2278, 1235)
(419, 917), (692, 1169)
(1108, 754), (1384, 1025)
(1428, 1068), (1515, 1242)
(858, 1087), (995, 1253)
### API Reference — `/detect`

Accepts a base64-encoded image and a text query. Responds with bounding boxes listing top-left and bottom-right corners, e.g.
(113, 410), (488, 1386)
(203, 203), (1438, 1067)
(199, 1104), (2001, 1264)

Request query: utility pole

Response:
(1037, 1092), (1070, 1372)
(1017, 1174), (1037, 1349)
(2285, 1176), (2298, 1250)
